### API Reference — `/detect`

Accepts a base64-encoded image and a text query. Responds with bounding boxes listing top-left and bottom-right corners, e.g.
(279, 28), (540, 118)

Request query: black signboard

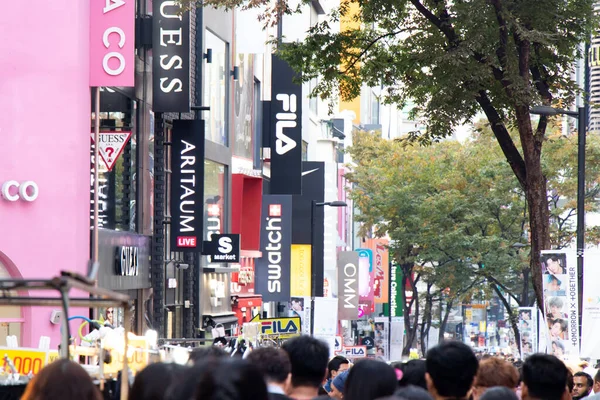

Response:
(255, 195), (293, 301)
(269, 55), (302, 195)
(170, 120), (204, 252)
(152, 1), (190, 112)
(202, 234), (240, 263)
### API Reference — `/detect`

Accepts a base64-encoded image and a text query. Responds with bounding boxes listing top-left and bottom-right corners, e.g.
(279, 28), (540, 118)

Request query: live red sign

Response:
(177, 236), (197, 247)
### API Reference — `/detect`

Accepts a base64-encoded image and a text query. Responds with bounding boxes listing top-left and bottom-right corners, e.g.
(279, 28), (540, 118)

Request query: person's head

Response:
(546, 256), (565, 275)
(130, 363), (188, 400)
(167, 358), (268, 400)
(548, 298), (565, 316)
(377, 347), (385, 356)
(552, 341), (566, 357)
(572, 372), (593, 400)
(594, 370), (600, 393)
(291, 298), (304, 312)
(521, 354), (569, 400)
(473, 357), (519, 400)
(21, 359), (103, 400)
(521, 311), (531, 320)
(105, 307), (114, 324)
(328, 356), (350, 379)
(331, 370), (350, 399)
(547, 275), (562, 292)
(551, 320), (568, 337)
(522, 342), (533, 353)
(188, 346), (228, 364)
(344, 359), (397, 400)
(425, 341), (478, 399)
(394, 384), (434, 400)
(396, 359), (427, 389)
(246, 347), (291, 389)
(282, 335), (329, 390)
(479, 386), (519, 400)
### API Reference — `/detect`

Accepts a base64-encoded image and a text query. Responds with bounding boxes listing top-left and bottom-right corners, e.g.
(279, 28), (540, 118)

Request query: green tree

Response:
(183, 0), (597, 309)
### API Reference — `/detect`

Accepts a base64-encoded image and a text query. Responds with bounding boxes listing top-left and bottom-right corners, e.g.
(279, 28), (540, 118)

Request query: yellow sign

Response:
(291, 244), (311, 296)
(0, 347), (49, 375)
(103, 334), (150, 375)
(250, 314), (301, 338)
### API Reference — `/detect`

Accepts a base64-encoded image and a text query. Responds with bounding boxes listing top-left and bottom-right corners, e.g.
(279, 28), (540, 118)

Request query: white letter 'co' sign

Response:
(1, 181), (39, 202)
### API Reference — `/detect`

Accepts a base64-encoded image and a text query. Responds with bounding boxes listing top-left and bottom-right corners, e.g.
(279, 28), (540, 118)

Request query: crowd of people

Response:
(17, 337), (600, 400)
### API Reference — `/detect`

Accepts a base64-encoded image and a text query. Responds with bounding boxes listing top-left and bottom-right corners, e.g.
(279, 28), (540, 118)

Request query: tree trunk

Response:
(491, 284), (521, 351)
(402, 265), (419, 356)
(439, 298), (454, 343)
(419, 283), (433, 355)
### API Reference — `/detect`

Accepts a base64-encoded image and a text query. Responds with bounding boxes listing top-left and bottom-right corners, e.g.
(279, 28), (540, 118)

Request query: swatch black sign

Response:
(152, 1), (190, 112)
(255, 195), (293, 302)
(170, 120), (204, 252)
(269, 55), (302, 195)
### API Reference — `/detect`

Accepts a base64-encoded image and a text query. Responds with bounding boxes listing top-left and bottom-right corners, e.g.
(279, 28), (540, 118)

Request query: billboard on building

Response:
(255, 195), (293, 301)
(338, 251), (359, 320)
(365, 239), (389, 304)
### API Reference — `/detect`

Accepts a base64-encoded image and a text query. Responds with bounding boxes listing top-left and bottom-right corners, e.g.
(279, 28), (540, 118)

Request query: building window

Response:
(205, 30), (228, 146)
(204, 161), (227, 267)
(253, 79), (262, 170)
(302, 140), (308, 161)
(233, 54), (254, 159)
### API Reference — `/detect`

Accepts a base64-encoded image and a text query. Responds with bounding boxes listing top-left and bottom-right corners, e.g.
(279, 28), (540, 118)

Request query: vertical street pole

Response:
(310, 200), (316, 336)
(90, 87), (101, 281)
(577, 105), (586, 338)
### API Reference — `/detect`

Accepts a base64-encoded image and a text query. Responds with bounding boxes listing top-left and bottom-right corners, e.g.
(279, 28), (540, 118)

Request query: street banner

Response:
(390, 316), (404, 361)
(314, 297), (339, 356)
(285, 296), (311, 335)
(90, 0), (135, 86)
(323, 162), (339, 296)
(255, 195), (293, 301)
(250, 314), (301, 338)
(338, 251), (360, 320)
(518, 307), (537, 358)
(366, 239), (389, 303)
(541, 250), (579, 358)
(269, 55), (302, 195)
(290, 244), (312, 297)
(581, 251), (600, 358)
(152, 0), (190, 112)
(387, 264), (404, 317)
(374, 317), (390, 361)
(170, 120), (204, 252)
(357, 249), (374, 315)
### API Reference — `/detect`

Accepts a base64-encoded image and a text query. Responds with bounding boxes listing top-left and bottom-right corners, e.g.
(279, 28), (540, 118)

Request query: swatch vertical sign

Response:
(256, 195), (293, 302)
(170, 120), (205, 252)
(90, 0), (135, 86)
(152, 0), (190, 112)
(269, 55), (302, 195)
(338, 251), (359, 320)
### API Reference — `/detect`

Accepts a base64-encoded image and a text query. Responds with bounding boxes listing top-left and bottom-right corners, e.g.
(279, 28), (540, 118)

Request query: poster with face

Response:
(373, 317), (389, 361)
(518, 307), (537, 359)
(541, 250), (579, 359)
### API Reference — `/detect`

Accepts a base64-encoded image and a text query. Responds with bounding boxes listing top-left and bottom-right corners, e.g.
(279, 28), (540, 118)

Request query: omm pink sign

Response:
(90, 0), (135, 87)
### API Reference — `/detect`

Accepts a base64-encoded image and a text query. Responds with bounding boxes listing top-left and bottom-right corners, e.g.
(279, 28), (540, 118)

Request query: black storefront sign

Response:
(152, 1), (190, 112)
(170, 120), (205, 252)
(202, 234), (240, 263)
(255, 195), (293, 302)
(292, 162), (325, 296)
(269, 55), (302, 195)
(115, 246), (139, 276)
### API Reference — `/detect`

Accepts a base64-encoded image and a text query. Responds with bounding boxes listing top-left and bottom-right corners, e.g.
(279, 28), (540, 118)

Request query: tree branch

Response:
(341, 30), (405, 74)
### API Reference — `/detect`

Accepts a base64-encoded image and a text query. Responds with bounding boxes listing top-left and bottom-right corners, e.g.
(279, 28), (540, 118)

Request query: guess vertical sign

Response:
(152, 0), (190, 112)
(170, 120), (205, 252)
(90, 0), (135, 87)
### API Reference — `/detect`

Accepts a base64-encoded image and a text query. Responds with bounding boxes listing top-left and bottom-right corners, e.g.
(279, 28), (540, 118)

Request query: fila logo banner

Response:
(270, 55), (302, 195)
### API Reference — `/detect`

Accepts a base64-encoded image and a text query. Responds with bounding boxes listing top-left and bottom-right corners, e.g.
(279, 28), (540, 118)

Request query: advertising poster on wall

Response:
(365, 239), (389, 304)
(314, 297), (339, 356)
(286, 296), (311, 336)
(581, 251), (600, 358)
(390, 317), (404, 361)
(541, 250), (579, 359)
(374, 317), (390, 361)
(357, 249), (374, 316)
(518, 307), (537, 359)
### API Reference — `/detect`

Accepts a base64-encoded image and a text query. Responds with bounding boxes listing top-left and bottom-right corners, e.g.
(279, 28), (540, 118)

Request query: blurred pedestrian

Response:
(521, 354), (569, 400)
(480, 387), (519, 400)
(282, 336), (330, 400)
(472, 357), (519, 400)
(396, 360), (427, 389)
(344, 359), (397, 400)
(425, 341), (478, 400)
(130, 362), (187, 400)
(246, 347), (292, 400)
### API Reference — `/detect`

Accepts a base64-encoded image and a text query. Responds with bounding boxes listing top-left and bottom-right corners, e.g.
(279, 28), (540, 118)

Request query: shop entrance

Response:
(0, 252), (22, 346)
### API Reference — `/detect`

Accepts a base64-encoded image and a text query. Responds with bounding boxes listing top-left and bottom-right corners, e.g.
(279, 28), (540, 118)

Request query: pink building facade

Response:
(0, 1), (91, 347)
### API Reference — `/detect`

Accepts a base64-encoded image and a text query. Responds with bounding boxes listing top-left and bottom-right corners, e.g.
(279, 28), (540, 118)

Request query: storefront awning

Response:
(202, 313), (239, 328)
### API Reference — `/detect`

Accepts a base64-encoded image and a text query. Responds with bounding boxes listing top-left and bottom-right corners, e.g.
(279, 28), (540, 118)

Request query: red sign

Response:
(90, 0), (135, 86)
(177, 236), (197, 247)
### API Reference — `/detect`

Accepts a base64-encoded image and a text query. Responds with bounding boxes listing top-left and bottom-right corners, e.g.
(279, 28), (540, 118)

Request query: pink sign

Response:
(90, 0), (135, 87)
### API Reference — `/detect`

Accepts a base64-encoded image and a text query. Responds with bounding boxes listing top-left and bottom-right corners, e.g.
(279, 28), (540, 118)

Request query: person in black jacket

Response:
(247, 347), (293, 400)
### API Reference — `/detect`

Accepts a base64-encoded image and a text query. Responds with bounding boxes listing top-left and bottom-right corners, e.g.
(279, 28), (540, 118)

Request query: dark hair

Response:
(479, 386), (519, 400)
(246, 347), (291, 384)
(574, 371), (593, 388)
(188, 346), (228, 364)
(475, 357), (519, 389)
(425, 341), (478, 398)
(397, 360), (427, 389)
(595, 369), (600, 383)
(282, 335), (329, 388)
(344, 359), (397, 400)
(394, 384), (434, 400)
(327, 356), (350, 379)
(166, 358), (268, 400)
(130, 363), (188, 400)
(522, 354), (568, 400)
(21, 359), (103, 400)
(552, 319), (568, 333)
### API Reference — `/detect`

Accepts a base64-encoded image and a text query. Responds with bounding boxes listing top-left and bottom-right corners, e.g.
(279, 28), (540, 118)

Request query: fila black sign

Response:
(255, 195), (293, 302)
(270, 55), (302, 195)
(202, 234), (240, 263)
(152, 1), (190, 112)
(170, 120), (205, 252)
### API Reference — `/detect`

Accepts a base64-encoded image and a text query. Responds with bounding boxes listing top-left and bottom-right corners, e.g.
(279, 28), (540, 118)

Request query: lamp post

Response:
(530, 105), (587, 330)
(310, 200), (348, 336)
